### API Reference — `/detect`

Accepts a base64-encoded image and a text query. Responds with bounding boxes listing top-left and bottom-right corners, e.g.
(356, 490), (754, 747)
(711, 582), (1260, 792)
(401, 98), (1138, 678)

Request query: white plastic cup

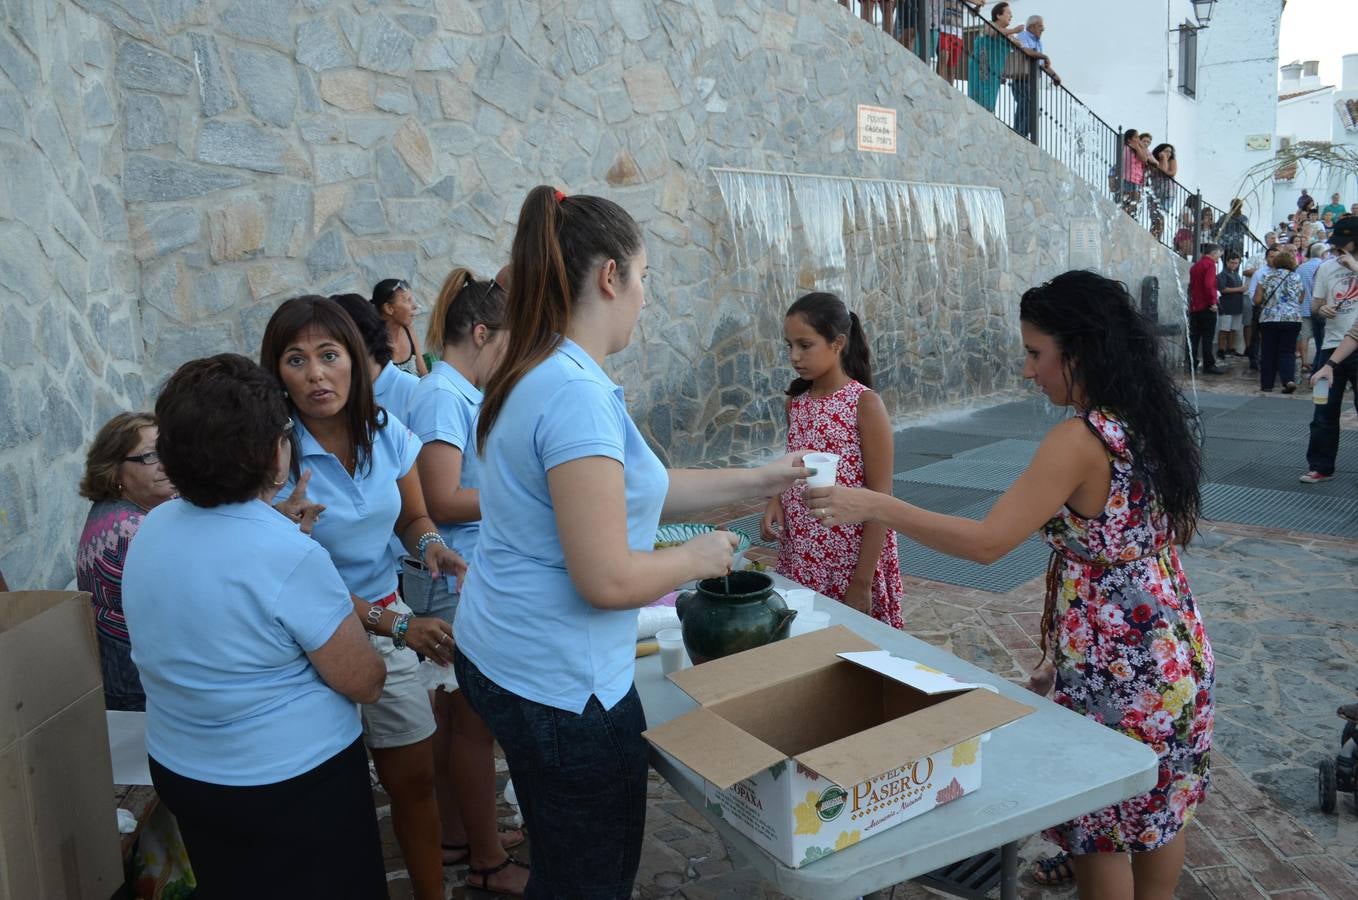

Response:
(788, 610), (831, 637)
(803, 453), (841, 488)
(656, 628), (689, 675)
(783, 589), (816, 617)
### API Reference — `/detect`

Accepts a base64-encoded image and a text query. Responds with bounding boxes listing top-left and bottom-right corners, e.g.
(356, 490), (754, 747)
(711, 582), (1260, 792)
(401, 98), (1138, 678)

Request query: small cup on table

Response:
(655, 627), (689, 675)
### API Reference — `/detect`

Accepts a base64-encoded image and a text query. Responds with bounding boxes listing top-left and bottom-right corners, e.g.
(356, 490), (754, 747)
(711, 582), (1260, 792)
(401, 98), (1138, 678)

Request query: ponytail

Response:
(427, 266), (508, 353)
(784, 292), (873, 395)
(477, 185), (642, 452)
(844, 311), (874, 389)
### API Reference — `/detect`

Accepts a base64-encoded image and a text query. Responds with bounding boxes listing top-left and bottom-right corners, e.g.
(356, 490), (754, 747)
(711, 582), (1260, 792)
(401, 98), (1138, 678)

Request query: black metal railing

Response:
(839, 1), (1265, 262)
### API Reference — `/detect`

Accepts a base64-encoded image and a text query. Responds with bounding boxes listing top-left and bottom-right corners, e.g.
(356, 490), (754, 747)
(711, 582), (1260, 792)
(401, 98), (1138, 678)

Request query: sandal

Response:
(1031, 851), (1075, 886)
(442, 829), (525, 866)
(467, 854), (529, 897)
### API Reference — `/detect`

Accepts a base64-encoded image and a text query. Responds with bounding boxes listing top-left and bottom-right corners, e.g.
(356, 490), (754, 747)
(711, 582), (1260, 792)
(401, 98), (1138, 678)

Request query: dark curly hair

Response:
(154, 354), (291, 507)
(1020, 272), (1203, 656)
(259, 295), (384, 479)
(330, 293), (394, 366)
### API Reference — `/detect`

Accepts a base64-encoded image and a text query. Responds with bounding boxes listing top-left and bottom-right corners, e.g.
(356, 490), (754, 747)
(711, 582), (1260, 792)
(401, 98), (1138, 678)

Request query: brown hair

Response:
(426, 267), (507, 350)
(80, 412), (156, 501)
(155, 355), (292, 507)
(1270, 250), (1298, 271)
(259, 295), (384, 478)
(476, 186), (643, 451)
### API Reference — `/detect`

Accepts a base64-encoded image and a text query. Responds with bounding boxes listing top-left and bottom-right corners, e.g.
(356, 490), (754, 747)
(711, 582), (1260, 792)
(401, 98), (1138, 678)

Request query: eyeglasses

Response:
(124, 451), (160, 466)
(395, 279), (410, 292)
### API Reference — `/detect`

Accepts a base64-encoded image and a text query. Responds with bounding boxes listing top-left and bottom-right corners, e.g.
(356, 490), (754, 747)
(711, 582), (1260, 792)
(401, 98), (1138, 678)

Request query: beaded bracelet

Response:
(416, 531), (445, 558)
(391, 613), (411, 649)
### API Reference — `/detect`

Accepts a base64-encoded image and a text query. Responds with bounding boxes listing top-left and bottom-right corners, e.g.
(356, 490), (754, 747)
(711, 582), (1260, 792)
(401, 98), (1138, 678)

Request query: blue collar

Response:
(558, 337), (623, 398)
(431, 360), (482, 405)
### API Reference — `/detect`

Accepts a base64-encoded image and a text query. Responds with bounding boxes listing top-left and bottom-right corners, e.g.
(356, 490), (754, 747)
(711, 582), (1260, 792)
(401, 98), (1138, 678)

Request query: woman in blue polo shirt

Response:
(122, 353), (387, 898)
(453, 186), (808, 898)
(260, 296), (466, 900)
(403, 268), (526, 893)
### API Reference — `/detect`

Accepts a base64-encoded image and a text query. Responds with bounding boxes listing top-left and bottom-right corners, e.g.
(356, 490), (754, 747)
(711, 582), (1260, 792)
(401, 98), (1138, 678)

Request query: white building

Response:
(1030, 0), (1281, 233)
(1270, 54), (1358, 229)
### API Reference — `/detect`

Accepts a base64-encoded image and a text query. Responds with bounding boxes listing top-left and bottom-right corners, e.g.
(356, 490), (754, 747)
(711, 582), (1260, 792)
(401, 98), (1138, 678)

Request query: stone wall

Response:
(0, 0), (1189, 589)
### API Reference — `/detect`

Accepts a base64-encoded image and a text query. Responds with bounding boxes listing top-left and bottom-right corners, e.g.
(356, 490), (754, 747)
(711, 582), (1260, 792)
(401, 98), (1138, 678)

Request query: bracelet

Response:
(364, 604), (384, 632)
(391, 613), (411, 649)
(416, 531), (445, 557)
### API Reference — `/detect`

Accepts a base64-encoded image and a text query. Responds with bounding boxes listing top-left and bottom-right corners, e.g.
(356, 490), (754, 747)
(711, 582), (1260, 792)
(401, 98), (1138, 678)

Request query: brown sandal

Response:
(466, 854), (529, 896)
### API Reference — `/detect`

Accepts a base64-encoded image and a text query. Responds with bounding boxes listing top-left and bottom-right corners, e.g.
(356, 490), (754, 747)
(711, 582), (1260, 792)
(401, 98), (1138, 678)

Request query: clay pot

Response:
(675, 571), (797, 664)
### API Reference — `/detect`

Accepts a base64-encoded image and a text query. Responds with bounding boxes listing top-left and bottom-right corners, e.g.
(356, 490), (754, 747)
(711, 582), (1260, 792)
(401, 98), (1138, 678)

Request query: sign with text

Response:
(856, 105), (897, 154)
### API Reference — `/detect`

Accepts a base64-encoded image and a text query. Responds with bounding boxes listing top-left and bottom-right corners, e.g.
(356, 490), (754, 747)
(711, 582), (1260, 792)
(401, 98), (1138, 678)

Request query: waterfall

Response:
(710, 167), (1020, 421)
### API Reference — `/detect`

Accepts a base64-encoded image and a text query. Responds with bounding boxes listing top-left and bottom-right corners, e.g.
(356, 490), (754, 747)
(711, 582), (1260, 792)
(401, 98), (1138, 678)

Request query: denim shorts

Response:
(400, 557), (459, 625)
(454, 649), (649, 899)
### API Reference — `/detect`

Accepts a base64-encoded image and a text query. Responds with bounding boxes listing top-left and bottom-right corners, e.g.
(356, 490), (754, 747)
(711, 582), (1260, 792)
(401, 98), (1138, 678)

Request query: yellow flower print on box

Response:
(834, 830), (862, 851)
(794, 791), (823, 835)
(951, 738), (980, 766)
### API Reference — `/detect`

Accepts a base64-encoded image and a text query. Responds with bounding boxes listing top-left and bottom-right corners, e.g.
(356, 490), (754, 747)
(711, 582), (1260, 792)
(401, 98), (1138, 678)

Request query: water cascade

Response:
(711, 167), (1019, 418)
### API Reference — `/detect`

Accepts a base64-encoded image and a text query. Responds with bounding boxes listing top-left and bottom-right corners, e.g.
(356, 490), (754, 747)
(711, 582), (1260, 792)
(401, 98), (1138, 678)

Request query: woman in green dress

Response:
(968, 2), (1022, 113)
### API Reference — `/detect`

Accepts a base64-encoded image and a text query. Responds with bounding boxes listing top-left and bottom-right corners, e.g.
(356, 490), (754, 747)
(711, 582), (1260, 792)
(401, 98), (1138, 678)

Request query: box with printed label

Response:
(643, 626), (1033, 868)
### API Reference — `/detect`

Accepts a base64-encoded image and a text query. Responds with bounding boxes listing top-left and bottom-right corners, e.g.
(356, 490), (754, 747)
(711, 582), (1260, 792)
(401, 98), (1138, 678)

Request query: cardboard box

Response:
(644, 626), (1034, 868)
(0, 592), (124, 900)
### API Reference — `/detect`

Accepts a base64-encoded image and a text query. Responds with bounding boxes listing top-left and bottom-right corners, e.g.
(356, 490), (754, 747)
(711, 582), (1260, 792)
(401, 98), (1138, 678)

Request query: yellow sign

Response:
(857, 104), (897, 154)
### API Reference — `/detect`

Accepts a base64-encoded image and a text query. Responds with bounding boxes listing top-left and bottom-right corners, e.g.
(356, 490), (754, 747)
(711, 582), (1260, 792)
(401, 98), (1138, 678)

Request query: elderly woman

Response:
(1254, 250), (1306, 393)
(121, 354), (387, 897)
(76, 412), (177, 710)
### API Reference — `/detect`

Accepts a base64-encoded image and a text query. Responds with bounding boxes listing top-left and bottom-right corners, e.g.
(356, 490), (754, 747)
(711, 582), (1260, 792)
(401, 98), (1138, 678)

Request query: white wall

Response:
(1025, 0), (1280, 232)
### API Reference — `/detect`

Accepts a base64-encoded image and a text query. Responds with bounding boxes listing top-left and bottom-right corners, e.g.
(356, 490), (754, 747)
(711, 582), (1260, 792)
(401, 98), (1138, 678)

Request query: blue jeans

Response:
(454, 650), (649, 899)
(1311, 316), (1327, 371)
(1307, 351), (1358, 475)
(1258, 321), (1301, 389)
(400, 557), (459, 625)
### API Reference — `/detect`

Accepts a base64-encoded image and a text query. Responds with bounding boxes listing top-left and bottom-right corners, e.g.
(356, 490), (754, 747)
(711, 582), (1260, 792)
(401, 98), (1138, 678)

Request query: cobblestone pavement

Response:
(383, 384), (1357, 898)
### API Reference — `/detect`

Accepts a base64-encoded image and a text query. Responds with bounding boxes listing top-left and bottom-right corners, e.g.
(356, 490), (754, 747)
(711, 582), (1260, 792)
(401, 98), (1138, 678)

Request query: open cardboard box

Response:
(644, 626), (1034, 868)
(0, 592), (123, 900)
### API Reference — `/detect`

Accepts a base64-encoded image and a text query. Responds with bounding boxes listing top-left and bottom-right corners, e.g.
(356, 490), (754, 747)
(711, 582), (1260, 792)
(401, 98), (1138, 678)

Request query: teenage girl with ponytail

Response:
(806, 272), (1214, 899)
(451, 186), (807, 897)
(761, 291), (906, 629)
(403, 268), (528, 894)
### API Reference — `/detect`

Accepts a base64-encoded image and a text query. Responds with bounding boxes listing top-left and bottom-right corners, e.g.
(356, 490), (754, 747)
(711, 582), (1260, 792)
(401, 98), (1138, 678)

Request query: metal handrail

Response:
(838, 0), (1266, 261)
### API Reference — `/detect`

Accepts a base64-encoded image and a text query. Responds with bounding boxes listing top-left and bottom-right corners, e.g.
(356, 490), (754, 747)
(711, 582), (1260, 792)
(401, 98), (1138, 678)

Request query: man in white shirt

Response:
(1300, 217), (1358, 483)
(1011, 16), (1060, 141)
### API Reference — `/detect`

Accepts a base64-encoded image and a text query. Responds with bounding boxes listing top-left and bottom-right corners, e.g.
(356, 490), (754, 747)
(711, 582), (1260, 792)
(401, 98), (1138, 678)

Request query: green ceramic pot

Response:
(675, 571), (797, 664)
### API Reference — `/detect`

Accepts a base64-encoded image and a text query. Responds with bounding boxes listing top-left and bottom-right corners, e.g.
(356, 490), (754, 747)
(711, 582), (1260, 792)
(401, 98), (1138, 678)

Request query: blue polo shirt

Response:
(122, 498), (360, 785)
(277, 414), (421, 603)
(406, 360), (482, 562)
(455, 338), (669, 714)
(374, 361), (419, 425)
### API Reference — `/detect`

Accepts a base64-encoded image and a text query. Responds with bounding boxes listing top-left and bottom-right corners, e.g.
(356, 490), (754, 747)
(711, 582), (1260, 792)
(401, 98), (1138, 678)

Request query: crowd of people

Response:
(53, 182), (1223, 900)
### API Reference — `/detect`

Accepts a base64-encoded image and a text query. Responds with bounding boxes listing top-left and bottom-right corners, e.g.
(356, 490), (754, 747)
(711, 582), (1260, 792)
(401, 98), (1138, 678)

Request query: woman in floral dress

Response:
(806, 271), (1214, 899)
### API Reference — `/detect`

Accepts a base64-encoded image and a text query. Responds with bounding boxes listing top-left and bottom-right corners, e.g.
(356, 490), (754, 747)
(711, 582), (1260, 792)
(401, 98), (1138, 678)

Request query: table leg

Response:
(1000, 841), (1019, 900)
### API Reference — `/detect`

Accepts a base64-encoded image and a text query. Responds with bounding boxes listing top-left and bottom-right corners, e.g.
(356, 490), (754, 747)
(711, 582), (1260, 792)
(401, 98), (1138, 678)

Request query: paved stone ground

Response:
(382, 383), (1357, 898)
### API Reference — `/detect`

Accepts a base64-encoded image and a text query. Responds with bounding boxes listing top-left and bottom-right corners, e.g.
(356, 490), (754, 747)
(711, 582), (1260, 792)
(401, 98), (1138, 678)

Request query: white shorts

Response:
(360, 598), (437, 749)
(1217, 314), (1240, 332)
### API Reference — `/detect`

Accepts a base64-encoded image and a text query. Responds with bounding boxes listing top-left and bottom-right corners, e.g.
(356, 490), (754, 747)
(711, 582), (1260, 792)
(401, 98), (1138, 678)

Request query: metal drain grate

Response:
(1214, 465), (1358, 498)
(894, 451), (947, 473)
(917, 848), (1007, 900)
(956, 438), (1041, 463)
(897, 496), (1049, 593)
(893, 428), (1000, 458)
(1200, 414), (1318, 443)
(1201, 483), (1358, 538)
(891, 481), (1000, 514)
(895, 458), (1030, 493)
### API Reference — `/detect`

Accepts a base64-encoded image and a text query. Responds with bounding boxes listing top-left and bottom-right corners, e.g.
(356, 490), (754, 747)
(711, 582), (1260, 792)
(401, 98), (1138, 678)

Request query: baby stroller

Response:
(1318, 697), (1358, 813)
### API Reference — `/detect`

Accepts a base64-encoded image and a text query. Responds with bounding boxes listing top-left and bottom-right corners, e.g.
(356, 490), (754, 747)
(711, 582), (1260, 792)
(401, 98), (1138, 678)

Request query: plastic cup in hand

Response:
(1313, 376), (1331, 405)
(783, 589), (816, 618)
(656, 628), (689, 675)
(803, 452), (840, 488)
(788, 610), (831, 637)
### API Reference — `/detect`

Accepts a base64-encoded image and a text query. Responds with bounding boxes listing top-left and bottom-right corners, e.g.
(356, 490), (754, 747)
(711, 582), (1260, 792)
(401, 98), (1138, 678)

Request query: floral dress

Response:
(1041, 410), (1214, 854)
(776, 380), (905, 629)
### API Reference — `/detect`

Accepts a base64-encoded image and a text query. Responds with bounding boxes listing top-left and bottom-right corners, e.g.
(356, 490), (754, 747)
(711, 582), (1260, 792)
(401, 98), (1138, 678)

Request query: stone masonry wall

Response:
(0, 0), (1189, 589)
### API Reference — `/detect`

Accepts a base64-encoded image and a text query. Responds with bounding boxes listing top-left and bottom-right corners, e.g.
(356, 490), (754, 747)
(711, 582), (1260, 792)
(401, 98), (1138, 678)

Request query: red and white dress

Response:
(776, 380), (906, 629)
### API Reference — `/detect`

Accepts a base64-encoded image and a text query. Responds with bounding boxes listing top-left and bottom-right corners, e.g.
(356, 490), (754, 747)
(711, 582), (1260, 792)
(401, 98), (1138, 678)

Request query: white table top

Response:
(635, 573), (1159, 900)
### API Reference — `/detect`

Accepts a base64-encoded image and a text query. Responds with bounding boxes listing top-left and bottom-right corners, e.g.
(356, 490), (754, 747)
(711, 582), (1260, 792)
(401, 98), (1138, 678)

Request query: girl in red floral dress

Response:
(761, 292), (905, 629)
(805, 271), (1213, 899)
